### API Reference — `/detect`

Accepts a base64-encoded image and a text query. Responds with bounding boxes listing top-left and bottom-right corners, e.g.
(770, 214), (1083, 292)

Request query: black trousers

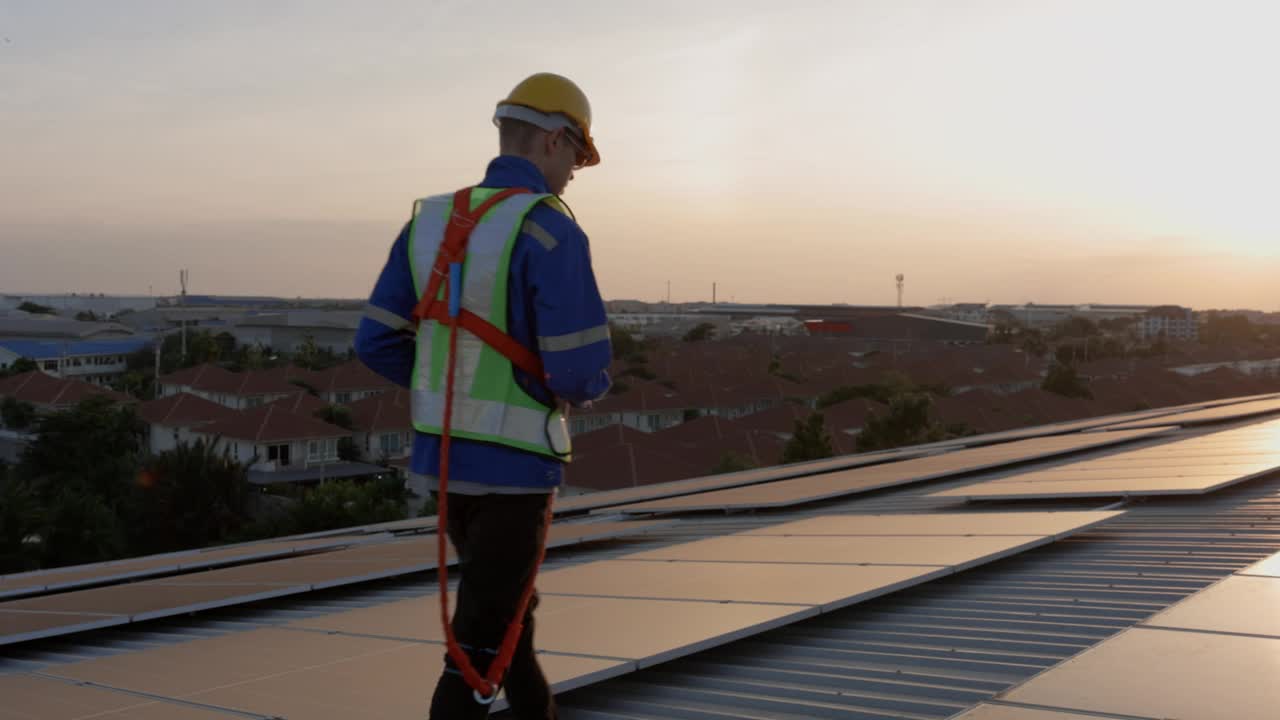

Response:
(429, 492), (556, 720)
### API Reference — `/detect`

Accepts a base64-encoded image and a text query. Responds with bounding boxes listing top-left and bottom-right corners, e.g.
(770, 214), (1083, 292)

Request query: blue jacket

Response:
(355, 156), (612, 491)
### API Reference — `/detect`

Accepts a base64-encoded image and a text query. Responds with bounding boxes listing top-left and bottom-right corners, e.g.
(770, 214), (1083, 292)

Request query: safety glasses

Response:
(561, 129), (590, 170)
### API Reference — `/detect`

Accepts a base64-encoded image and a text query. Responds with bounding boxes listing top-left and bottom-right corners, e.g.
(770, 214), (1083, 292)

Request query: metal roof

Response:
(0, 337), (152, 360)
(3, 419), (1279, 719)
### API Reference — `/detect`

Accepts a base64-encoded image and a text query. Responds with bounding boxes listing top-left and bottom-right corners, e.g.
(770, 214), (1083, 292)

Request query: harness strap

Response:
(419, 185), (554, 705)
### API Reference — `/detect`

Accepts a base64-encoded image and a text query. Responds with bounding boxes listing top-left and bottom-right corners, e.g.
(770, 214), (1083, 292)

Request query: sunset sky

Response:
(2, 1), (1277, 309)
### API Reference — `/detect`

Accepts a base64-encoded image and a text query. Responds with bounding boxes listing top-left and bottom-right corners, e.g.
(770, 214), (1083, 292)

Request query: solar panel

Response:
(609, 427), (1171, 515)
(189, 643), (624, 719)
(1098, 395), (1280, 430)
(48, 626), (628, 718)
(1144, 575), (1280, 638)
(739, 510), (1124, 538)
(953, 705), (1120, 720)
(2, 582), (305, 629)
(0, 518), (668, 646)
(932, 420), (1280, 501)
(291, 592), (815, 666)
(538, 559), (945, 609)
(620, 533), (1054, 569)
(1241, 552), (1280, 578)
(0, 673), (233, 720)
(0, 534), (381, 599)
(996, 626), (1278, 719)
(34, 510), (1113, 716)
(0, 610), (125, 645)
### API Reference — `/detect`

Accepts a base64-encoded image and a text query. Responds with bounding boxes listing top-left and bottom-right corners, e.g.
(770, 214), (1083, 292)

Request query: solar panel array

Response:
(608, 427), (1171, 515)
(0, 519), (671, 646)
(957, 547), (1280, 720)
(16, 511), (1119, 718)
(0, 535), (384, 600)
(1098, 394), (1280, 430)
(932, 418), (1280, 500)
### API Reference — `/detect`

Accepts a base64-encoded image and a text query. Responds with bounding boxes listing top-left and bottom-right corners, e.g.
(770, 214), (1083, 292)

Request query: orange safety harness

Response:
(410, 186), (555, 705)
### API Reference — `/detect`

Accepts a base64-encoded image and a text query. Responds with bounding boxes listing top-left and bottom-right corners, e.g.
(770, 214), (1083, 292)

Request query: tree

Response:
(287, 479), (407, 534)
(0, 397), (38, 430)
(609, 324), (640, 359)
(0, 476), (44, 573)
(315, 405), (354, 429)
(1201, 314), (1256, 345)
(682, 323), (716, 342)
(1050, 316), (1099, 340)
(129, 438), (251, 552)
(34, 488), (127, 568)
(1019, 329), (1049, 358)
(855, 393), (946, 452)
(18, 301), (56, 315)
(0, 357), (38, 378)
(22, 396), (145, 502)
(712, 451), (757, 474)
(1042, 363), (1093, 399)
(782, 413), (834, 463)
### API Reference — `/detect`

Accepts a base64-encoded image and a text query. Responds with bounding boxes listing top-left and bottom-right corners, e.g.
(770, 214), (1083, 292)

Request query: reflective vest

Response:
(407, 188), (571, 460)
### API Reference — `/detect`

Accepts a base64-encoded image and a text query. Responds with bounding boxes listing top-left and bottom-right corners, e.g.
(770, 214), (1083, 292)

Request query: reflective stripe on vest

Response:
(408, 190), (568, 458)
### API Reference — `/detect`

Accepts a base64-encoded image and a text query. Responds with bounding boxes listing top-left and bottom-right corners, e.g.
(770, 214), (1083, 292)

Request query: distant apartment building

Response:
(939, 303), (993, 324)
(0, 338), (151, 385)
(608, 313), (730, 339)
(990, 304), (1151, 329)
(1138, 306), (1198, 342)
(729, 316), (806, 336)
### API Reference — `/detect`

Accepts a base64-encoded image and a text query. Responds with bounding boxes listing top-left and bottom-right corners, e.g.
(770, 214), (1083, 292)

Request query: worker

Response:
(354, 72), (612, 719)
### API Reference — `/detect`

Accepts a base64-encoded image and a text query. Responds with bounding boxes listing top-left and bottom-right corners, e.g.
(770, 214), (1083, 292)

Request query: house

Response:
(136, 392), (241, 455)
(1139, 305), (1198, 342)
(265, 390), (328, 416)
(347, 387), (413, 463)
(189, 404), (350, 476)
(156, 364), (300, 409)
(0, 337), (152, 385)
(310, 360), (393, 405)
(570, 380), (688, 434)
(0, 370), (132, 414)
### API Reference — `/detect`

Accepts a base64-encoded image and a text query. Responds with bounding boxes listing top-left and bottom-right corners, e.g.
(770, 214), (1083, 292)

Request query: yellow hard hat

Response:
(494, 73), (600, 167)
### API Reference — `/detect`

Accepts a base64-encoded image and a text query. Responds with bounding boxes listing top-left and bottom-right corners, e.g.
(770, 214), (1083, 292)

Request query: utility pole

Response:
(896, 274), (905, 309)
(179, 269), (188, 360)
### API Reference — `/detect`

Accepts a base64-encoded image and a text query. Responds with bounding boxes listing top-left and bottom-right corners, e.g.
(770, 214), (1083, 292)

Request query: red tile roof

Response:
(312, 361), (394, 394)
(195, 404), (349, 443)
(266, 391), (329, 416)
(137, 392), (240, 427)
(589, 380), (689, 413)
(157, 363), (299, 397)
(0, 371), (132, 409)
(347, 387), (412, 433)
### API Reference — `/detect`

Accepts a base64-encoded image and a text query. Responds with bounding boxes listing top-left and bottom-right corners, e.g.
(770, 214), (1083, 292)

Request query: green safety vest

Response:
(408, 188), (571, 460)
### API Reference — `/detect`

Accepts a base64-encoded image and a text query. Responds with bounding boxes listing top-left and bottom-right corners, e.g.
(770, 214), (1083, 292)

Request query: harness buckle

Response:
(472, 683), (499, 705)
